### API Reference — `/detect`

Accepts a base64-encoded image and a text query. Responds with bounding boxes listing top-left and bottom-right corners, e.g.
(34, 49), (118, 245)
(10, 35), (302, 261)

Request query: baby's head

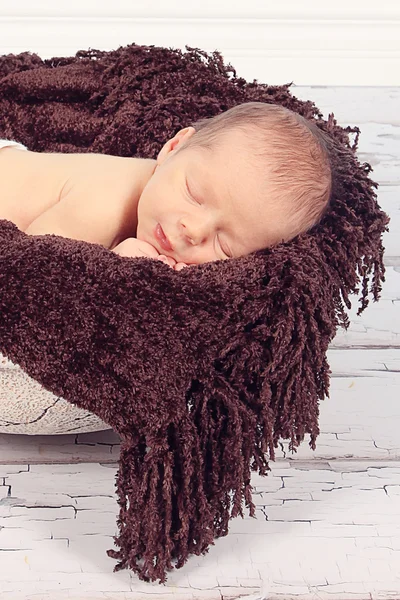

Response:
(137, 102), (332, 264)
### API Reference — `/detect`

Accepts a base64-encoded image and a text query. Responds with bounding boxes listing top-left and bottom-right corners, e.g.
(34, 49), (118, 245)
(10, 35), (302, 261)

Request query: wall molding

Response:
(0, 1), (399, 86)
(1, 0), (399, 19)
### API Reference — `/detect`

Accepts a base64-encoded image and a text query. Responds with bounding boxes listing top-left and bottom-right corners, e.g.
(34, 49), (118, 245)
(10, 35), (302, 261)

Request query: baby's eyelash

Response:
(186, 179), (231, 257)
(218, 236), (231, 258)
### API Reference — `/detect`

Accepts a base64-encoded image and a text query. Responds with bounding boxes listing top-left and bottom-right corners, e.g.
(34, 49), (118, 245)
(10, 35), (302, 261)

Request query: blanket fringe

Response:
(106, 377), (270, 582)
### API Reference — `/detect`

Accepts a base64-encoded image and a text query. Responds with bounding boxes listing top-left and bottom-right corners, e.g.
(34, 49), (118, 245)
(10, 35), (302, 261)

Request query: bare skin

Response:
(112, 237), (189, 270)
(0, 146), (188, 270)
(0, 126), (291, 272)
(113, 126), (290, 268)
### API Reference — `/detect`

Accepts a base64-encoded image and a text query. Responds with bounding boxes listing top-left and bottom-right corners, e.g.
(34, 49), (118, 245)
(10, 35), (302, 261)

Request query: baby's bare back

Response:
(0, 146), (62, 230)
(0, 147), (143, 248)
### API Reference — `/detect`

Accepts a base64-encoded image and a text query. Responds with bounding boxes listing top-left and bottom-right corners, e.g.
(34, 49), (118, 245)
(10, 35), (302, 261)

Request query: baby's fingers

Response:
(155, 256), (192, 271)
(156, 254), (176, 268)
(174, 262), (190, 271)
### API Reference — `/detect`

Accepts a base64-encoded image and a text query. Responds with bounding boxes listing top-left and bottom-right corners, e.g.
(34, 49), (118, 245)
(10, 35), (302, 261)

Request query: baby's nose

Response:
(183, 220), (212, 245)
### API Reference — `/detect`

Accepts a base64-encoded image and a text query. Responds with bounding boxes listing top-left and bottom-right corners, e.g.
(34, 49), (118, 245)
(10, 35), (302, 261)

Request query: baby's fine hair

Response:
(176, 101), (333, 243)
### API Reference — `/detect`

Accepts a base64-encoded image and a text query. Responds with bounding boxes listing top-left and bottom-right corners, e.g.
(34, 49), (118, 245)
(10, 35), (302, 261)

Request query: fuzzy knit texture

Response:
(0, 43), (390, 583)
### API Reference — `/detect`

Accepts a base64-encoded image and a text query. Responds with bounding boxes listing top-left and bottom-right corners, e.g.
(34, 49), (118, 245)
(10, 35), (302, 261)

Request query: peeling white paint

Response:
(0, 85), (399, 599)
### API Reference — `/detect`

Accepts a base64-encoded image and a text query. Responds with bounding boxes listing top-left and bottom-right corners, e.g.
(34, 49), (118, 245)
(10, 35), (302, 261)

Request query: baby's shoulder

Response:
(58, 152), (140, 199)
(57, 152), (142, 245)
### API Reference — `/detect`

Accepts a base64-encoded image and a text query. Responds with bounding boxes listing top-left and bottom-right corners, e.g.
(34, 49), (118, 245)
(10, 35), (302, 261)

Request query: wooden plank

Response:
(1, 459), (400, 597)
(377, 186), (400, 261)
(0, 348), (398, 464)
(0, 429), (119, 465)
(330, 265), (400, 348)
(292, 86), (400, 124)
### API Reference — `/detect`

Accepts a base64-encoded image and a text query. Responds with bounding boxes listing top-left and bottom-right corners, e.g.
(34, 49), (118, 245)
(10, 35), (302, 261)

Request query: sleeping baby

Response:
(0, 102), (332, 271)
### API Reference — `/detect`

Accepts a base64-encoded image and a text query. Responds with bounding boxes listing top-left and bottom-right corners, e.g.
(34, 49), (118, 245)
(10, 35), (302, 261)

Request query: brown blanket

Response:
(0, 43), (390, 583)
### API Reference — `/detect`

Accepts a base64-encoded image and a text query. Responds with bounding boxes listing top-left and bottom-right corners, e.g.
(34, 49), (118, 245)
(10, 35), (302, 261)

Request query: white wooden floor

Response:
(1, 86), (400, 600)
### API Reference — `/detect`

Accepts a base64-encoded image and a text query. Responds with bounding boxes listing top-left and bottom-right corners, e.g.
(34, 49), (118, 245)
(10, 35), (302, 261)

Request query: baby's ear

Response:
(158, 126), (196, 165)
(156, 144), (168, 166)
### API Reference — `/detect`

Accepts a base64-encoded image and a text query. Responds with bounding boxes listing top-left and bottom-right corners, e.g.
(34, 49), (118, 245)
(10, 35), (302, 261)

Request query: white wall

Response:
(0, 0), (399, 86)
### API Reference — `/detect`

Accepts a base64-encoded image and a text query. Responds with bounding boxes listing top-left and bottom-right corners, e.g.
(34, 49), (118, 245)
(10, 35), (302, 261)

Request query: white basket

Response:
(0, 353), (110, 435)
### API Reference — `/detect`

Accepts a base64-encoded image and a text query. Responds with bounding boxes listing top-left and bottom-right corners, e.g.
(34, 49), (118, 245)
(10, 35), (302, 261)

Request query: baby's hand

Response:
(174, 261), (191, 271)
(156, 254), (177, 268)
(112, 238), (191, 271)
(149, 255), (192, 271)
(111, 237), (160, 259)
(157, 257), (193, 270)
